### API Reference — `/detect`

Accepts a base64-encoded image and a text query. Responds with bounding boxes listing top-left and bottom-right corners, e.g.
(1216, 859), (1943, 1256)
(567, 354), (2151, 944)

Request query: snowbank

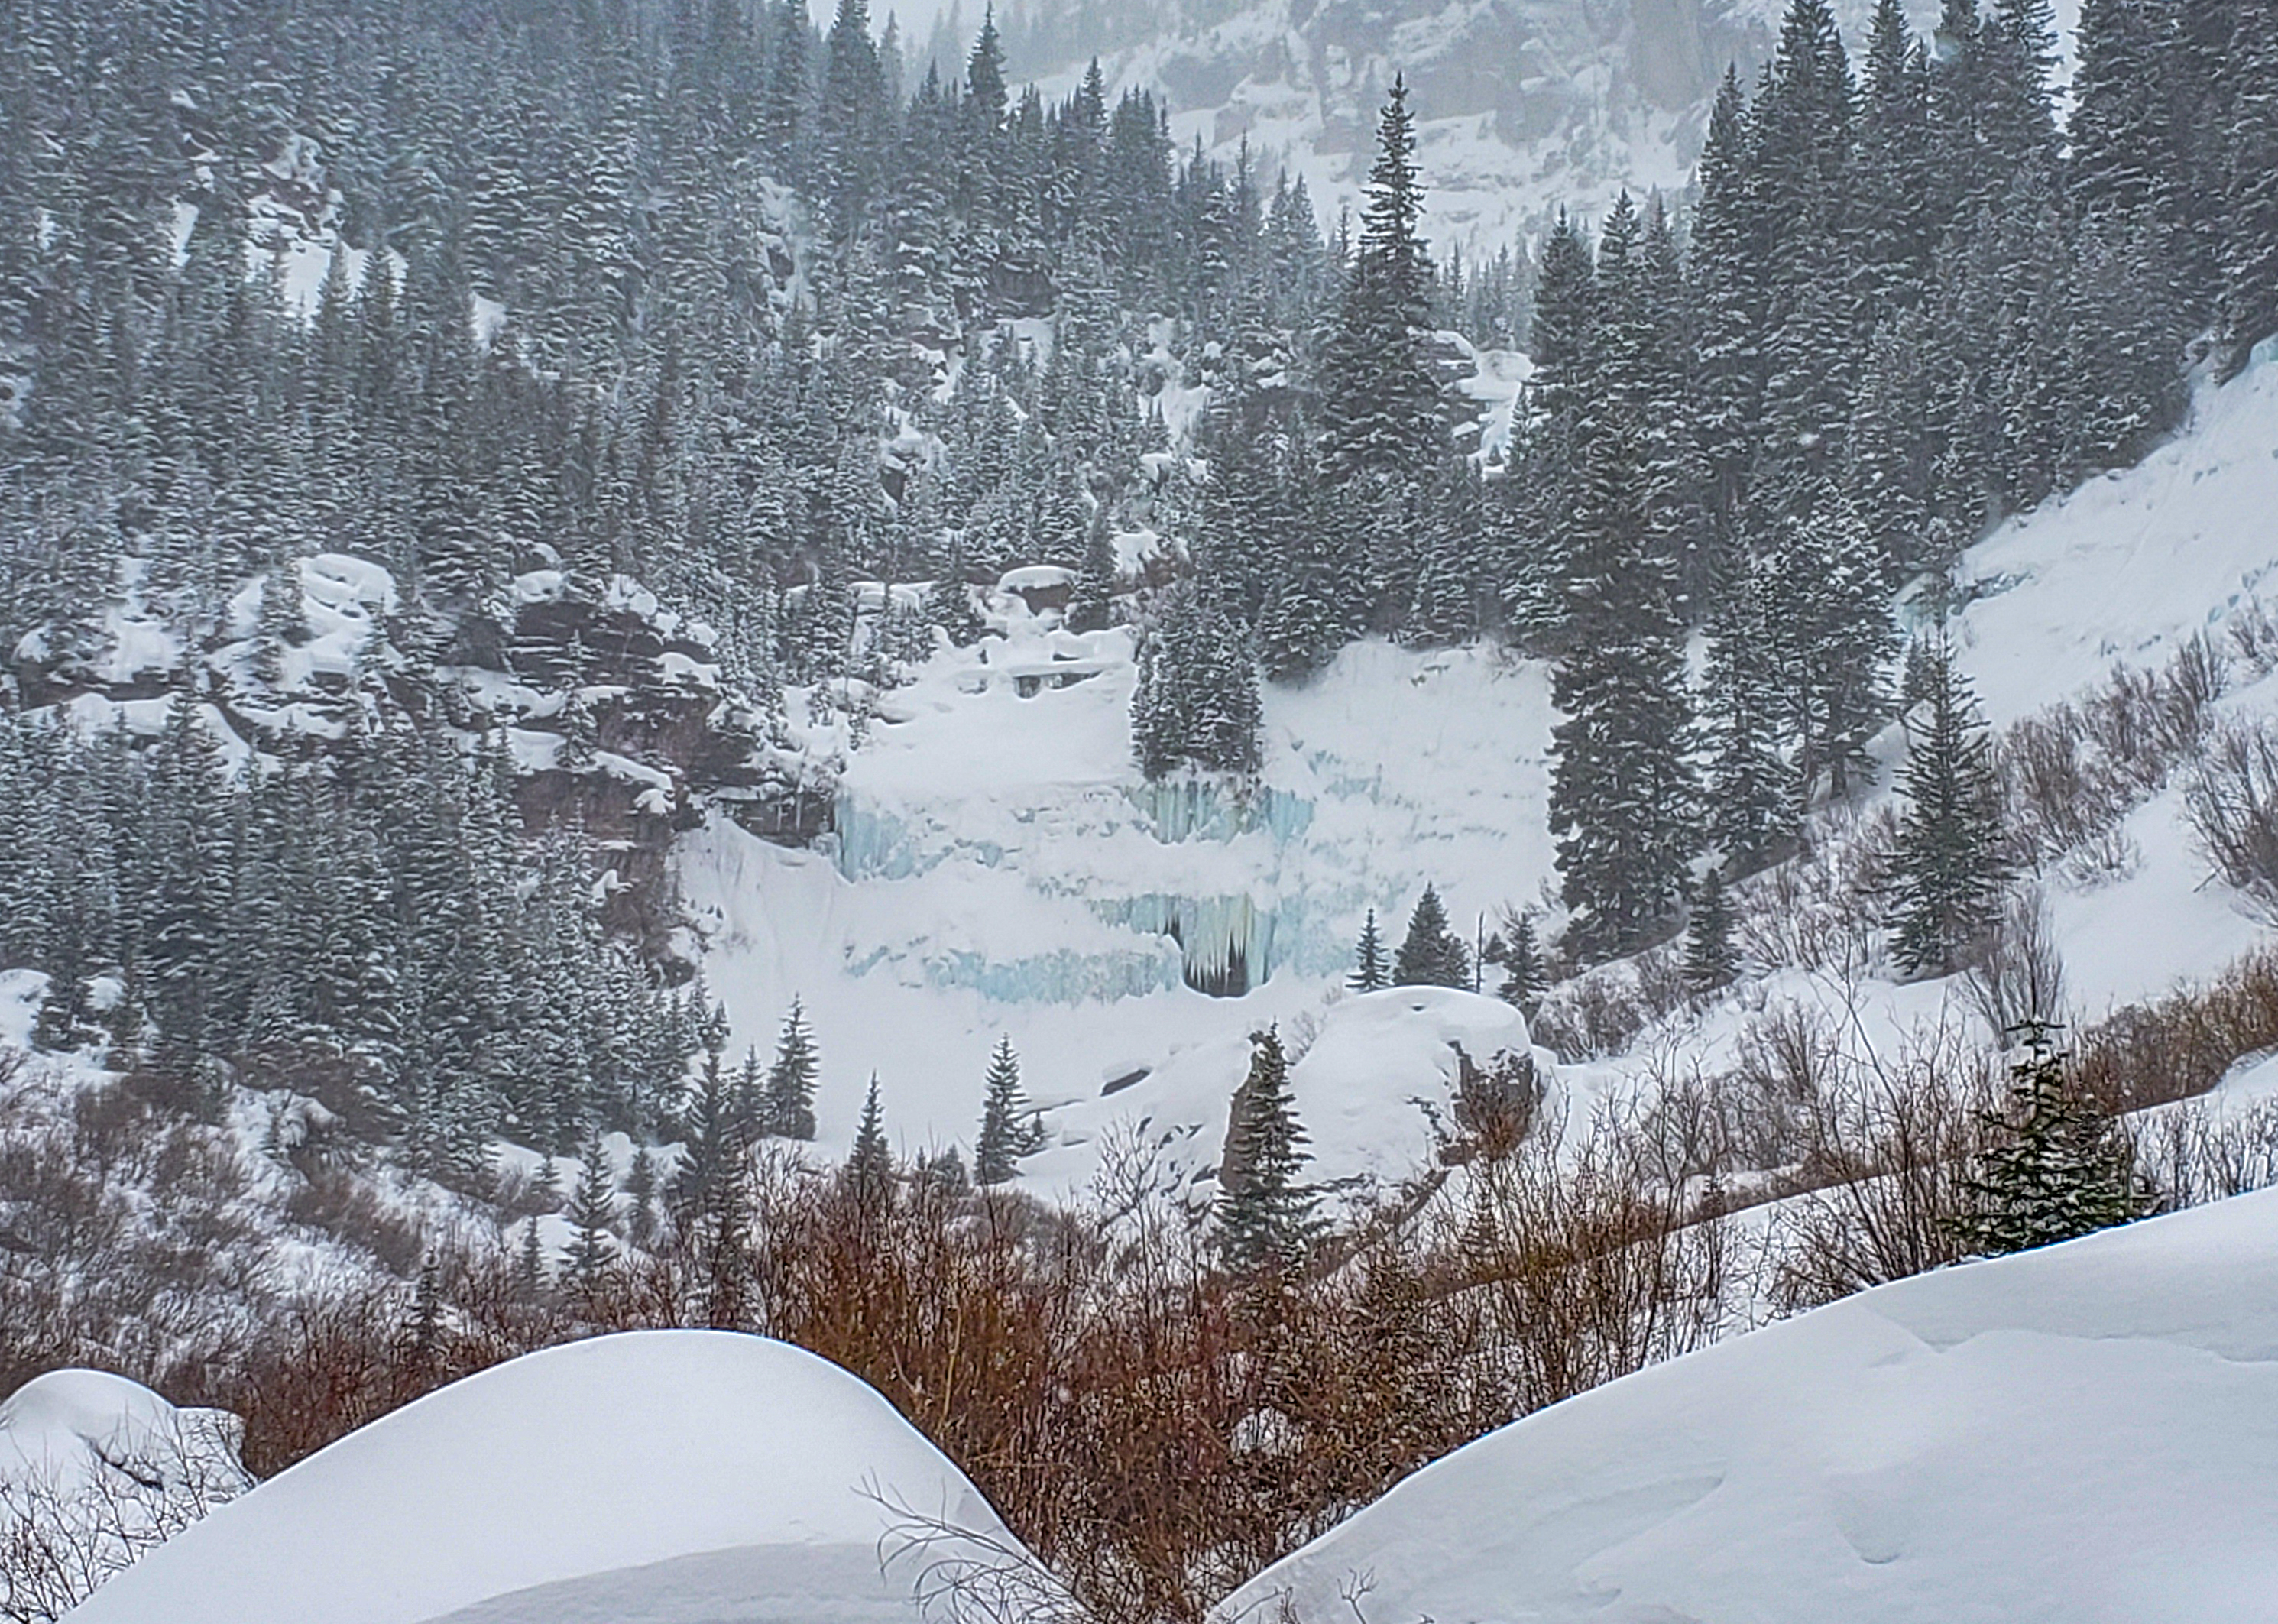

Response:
(1225, 1188), (2278, 1623)
(2, 1370), (251, 1580)
(1031, 986), (1540, 1198)
(64, 1332), (1036, 1624)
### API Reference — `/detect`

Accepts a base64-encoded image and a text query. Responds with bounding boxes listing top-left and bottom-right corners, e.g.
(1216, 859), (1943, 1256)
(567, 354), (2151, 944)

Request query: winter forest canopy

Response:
(3, 0), (2276, 1247)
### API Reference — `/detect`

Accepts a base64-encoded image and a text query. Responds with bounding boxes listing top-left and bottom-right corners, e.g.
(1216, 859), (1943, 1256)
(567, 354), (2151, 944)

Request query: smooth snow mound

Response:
(65, 1332), (1027, 1624)
(1028, 985), (1541, 1196)
(1, 1366), (250, 1519)
(1225, 1188), (2278, 1624)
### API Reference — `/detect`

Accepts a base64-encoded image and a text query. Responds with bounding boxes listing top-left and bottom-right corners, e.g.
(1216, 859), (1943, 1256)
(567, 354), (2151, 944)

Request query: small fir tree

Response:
(763, 997), (820, 1139)
(1493, 911), (1550, 1012)
(1393, 884), (1471, 988)
(1952, 1020), (2153, 1256)
(974, 1033), (1038, 1185)
(564, 1128), (618, 1304)
(845, 1074), (893, 1198)
(1350, 908), (1389, 992)
(1215, 1028), (1320, 1272)
(1892, 637), (2009, 975)
(1068, 508), (1116, 632)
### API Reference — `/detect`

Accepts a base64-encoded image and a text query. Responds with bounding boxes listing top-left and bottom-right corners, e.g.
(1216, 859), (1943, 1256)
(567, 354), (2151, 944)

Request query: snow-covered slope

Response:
(689, 355), (2278, 1196)
(1956, 354), (2278, 728)
(63, 1333), (1035, 1624)
(685, 608), (1555, 1198)
(1224, 1186), (2278, 1624)
(1, 1370), (252, 1599)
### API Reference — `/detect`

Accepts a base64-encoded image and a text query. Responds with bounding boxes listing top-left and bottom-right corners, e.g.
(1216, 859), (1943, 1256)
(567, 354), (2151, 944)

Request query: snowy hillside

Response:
(62, 1333), (1044, 1624)
(1226, 1183), (2278, 1623)
(689, 352), (2278, 1194)
(685, 597), (1557, 1197)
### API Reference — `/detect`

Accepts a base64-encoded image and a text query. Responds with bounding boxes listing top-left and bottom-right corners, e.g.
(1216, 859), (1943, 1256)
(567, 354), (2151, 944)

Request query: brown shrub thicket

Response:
(16, 936), (2278, 1623)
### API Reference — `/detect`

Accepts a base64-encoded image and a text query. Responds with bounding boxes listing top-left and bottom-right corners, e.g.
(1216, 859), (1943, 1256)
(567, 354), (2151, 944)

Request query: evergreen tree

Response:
(1891, 637), (2008, 975)
(1952, 1019), (2152, 1256)
(974, 1032), (1041, 1185)
(1683, 869), (1739, 995)
(1068, 507), (1116, 632)
(1131, 585), (1262, 778)
(1547, 203), (1700, 960)
(1317, 77), (1448, 631)
(564, 1127), (618, 1304)
(1393, 884), (1471, 989)
(1215, 1027), (1320, 1272)
(1350, 908), (1389, 992)
(2220, 0), (2278, 372)
(1493, 911), (1550, 1013)
(763, 997), (819, 1139)
(845, 1073), (893, 1198)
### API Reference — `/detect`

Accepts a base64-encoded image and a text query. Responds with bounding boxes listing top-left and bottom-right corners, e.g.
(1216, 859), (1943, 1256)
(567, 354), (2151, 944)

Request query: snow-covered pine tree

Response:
(1547, 201), (1700, 961)
(763, 997), (819, 1139)
(974, 1032), (1037, 1185)
(1068, 506), (1116, 633)
(1131, 585), (1262, 778)
(1215, 1027), (1320, 1273)
(2219, 0), (2278, 373)
(1953, 1019), (2152, 1256)
(1494, 911), (1550, 1012)
(1891, 637), (2009, 976)
(1317, 76), (1449, 633)
(1702, 553), (1797, 871)
(564, 1127), (618, 1305)
(1350, 908), (1389, 992)
(1393, 884), (1471, 989)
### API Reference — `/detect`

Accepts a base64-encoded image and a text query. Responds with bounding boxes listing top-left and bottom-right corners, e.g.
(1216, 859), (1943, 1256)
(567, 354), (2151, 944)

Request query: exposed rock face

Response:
(994, 0), (1914, 246)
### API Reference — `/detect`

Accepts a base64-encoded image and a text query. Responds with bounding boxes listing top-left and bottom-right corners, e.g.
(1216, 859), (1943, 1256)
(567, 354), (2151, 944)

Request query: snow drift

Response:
(1, 1370), (251, 1605)
(1225, 1187), (2278, 1623)
(63, 1332), (1043, 1624)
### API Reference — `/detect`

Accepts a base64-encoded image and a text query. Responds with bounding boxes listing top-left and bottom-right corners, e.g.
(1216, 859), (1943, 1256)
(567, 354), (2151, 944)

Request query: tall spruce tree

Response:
(1350, 908), (1389, 992)
(845, 1073), (892, 1198)
(1891, 637), (2007, 975)
(974, 1032), (1041, 1185)
(1216, 1027), (1320, 1272)
(763, 997), (819, 1140)
(1547, 203), (1700, 959)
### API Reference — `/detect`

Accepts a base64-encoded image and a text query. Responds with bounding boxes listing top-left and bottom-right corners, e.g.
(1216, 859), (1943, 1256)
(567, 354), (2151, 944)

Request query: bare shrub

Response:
(1732, 809), (1891, 977)
(0, 1409), (251, 1624)
(1771, 1018), (1998, 1310)
(1531, 973), (1650, 1062)
(1447, 1049), (1540, 1163)
(2072, 946), (2278, 1111)
(280, 1171), (427, 1276)
(1962, 887), (2068, 1039)
(2184, 716), (2278, 909)
(2129, 1100), (2278, 1211)
(1450, 1098), (1729, 1412)
(2231, 599), (2278, 680)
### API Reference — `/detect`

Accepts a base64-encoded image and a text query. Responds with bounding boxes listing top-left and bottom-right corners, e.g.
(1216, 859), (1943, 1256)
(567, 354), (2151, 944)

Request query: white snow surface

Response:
(63, 1332), (1028, 1624)
(1956, 355), (2278, 727)
(1, 1370), (251, 1545)
(1226, 1186), (2278, 1624)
